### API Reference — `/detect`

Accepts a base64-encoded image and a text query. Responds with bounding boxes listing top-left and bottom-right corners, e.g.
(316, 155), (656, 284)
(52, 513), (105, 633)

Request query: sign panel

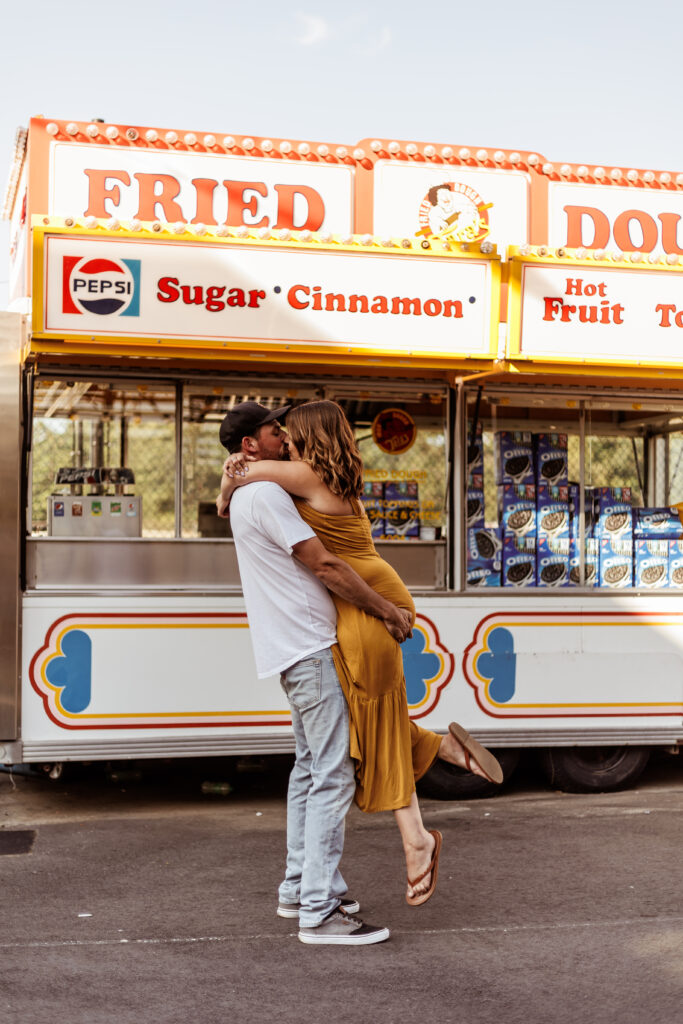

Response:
(372, 161), (531, 247)
(34, 225), (500, 361)
(49, 142), (354, 234)
(508, 249), (683, 368)
(548, 181), (683, 257)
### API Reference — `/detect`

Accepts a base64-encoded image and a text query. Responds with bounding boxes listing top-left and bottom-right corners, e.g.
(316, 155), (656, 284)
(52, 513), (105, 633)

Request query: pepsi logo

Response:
(62, 256), (141, 316)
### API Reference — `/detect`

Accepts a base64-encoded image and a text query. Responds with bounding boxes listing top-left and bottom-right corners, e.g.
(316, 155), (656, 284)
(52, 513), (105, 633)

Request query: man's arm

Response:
(292, 536), (412, 644)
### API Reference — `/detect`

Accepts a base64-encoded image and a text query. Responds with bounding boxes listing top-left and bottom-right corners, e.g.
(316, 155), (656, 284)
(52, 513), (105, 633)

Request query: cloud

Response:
(363, 26), (392, 55)
(295, 12), (332, 46)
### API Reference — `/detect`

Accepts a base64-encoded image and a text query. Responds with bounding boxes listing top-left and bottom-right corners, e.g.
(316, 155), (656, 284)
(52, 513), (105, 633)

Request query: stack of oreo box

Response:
(496, 431), (575, 588)
(633, 506), (683, 588)
(595, 487), (634, 588)
(466, 422), (502, 587)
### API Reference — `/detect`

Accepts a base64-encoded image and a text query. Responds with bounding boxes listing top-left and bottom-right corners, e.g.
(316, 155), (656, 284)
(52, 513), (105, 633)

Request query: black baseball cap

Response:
(219, 401), (291, 451)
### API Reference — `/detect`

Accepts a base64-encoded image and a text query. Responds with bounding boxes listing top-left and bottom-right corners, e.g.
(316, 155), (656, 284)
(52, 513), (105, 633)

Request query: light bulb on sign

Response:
(459, 148), (471, 160)
(145, 129), (158, 143)
(216, 225), (230, 237)
(298, 142), (310, 155)
(105, 126), (119, 140)
(610, 168), (622, 181)
(242, 138), (254, 150)
(493, 150), (505, 163)
(387, 141), (400, 154)
(262, 140), (273, 152)
(370, 140), (382, 152)
(279, 141), (292, 154)
(661, 172), (672, 184)
(626, 169), (638, 182)
(84, 216), (98, 229)
(278, 229), (291, 241)
(593, 167), (606, 180)
(527, 153), (539, 165)
(441, 147), (453, 159)
(542, 163), (554, 175)
(476, 149), (488, 162)
(577, 165), (589, 178)
(353, 148), (366, 160)
(335, 147), (347, 159)
(236, 225), (249, 238)
(509, 152), (520, 163)
(129, 219), (142, 232)
(406, 144), (418, 156)
(172, 221), (186, 234)
(203, 134), (216, 147)
(106, 218), (120, 231)
(424, 145), (436, 158)
(258, 227), (271, 239)
(317, 144), (329, 157)
(46, 122), (59, 136)
(223, 136), (235, 148)
(298, 230), (313, 242)
(560, 164), (572, 177)
(194, 223), (207, 235)
(165, 131), (178, 144)
(65, 123), (78, 136)
(86, 124), (100, 138)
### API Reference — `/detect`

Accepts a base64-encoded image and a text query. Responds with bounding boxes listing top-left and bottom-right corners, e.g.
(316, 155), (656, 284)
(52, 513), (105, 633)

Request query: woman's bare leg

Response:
(394, 792), (436, 898)
(438, 730), (489, 779)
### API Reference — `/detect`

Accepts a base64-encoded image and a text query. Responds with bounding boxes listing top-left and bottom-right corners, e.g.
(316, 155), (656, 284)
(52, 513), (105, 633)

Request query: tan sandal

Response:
(406, 830), (442, 907)
(448, 722), (504, 784)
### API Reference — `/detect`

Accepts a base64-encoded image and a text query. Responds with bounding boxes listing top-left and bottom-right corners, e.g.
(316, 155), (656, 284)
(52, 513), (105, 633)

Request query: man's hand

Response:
(382, 605), (413, 644)
(222, 452), (254, 478)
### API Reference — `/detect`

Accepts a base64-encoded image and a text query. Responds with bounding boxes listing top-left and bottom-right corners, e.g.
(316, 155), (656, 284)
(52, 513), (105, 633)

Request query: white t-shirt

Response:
(230, 480), (337, 678)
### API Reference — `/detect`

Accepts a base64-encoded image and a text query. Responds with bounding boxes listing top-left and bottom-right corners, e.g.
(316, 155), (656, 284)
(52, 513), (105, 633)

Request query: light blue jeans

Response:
(278, 646), (356, 928)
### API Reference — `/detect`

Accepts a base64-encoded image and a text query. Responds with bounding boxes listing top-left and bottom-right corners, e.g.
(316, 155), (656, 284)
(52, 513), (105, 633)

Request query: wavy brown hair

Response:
(286, 401), (363, 500)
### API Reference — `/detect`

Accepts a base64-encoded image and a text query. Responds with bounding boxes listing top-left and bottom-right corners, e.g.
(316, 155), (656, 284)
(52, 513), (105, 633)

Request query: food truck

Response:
(1, 117), (682, 795)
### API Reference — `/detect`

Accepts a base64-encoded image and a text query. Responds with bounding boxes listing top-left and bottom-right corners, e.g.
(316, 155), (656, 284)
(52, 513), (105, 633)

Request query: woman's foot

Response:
(438, 723), (504, 784)
(405, 830), (436, 900)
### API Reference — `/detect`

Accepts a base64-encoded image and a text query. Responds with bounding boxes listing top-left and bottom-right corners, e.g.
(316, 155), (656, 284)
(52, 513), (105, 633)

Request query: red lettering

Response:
(659, 213), (683, 256)
(248, 290), (265, 308)
(180, 285), (204, 305)
(273, 184), (325, 231)
(443, 300), (463, 318)
(288, 284), (309, 309)
(157, 277), (179, 303)
(563, 205), (610, 249)
(613, 210), (658, 252)
(83, 169), (131, 217)
(223, 180), (268, 227)
(657, 304), (675, 326)
(133, 173), (183, 221)
(543, 297), (563, 320)
(191, 178), (219, 225)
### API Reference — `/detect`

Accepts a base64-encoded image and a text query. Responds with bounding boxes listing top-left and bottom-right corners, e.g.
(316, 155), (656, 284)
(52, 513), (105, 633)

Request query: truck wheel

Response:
(539, 746), (650, 793)
(417, 748), (520, 800)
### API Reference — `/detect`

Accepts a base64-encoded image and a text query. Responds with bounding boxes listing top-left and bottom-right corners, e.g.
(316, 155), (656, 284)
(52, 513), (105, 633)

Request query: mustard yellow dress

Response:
(294, 498), (443, 813)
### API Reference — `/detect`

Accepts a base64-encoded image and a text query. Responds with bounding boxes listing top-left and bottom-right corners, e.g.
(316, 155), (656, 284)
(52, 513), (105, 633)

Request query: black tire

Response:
(417, 748), (520, 800)
(538, 746), (651, 793)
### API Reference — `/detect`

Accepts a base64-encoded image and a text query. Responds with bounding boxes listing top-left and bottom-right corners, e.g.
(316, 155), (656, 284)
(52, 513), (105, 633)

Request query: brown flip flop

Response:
(406, 829), (442, 907)
(448, 722), (504, 785)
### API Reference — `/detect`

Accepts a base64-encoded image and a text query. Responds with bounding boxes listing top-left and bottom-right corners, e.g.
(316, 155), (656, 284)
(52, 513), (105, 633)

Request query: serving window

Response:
(465, 386), (683, 591)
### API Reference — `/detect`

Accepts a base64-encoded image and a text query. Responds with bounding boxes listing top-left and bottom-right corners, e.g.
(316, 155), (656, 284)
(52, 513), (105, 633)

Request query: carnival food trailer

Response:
(1, 117), (682, 796)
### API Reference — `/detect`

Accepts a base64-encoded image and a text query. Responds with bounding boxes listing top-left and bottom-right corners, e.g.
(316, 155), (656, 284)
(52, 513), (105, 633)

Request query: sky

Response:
(2, 0), (682, 306)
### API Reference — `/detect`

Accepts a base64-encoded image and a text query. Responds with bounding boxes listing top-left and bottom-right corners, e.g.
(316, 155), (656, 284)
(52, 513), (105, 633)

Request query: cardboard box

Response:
(502, 535), (537, 588)
(568, 538), (599, 587)
(594, 487), (632, 543)
(599, 537), (633, 589)
(467, 526), (503, 569)
(384, 480), (420, 539)
(669, 540), (683, 589)
(535, 433), (569, 488)
(496, 431), (534, 486)
(467, 566), (502, 588)
(633, 507), (683, 540)
(634, 539), (669, 589)
(537, 536), (570, 588)
(466, 473), (485, 529)
(500, 483), (536, 538)
(361, 481), (385, 540)
(537, 484), (570, 543)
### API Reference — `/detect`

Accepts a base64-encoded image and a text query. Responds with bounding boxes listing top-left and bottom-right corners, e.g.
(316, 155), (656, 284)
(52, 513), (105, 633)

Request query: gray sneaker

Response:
(298, 908), (390, 946)
(278, 896), (360, 919)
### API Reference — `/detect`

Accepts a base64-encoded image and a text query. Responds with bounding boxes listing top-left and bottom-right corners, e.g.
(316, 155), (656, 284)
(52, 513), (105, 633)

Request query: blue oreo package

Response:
(535, 433), (568, 489)
(496, 431), (534, 486)
(633, 507), (683, 540)
(500, 483), (536, 538)
(568, 538), (599, 587)
(502, 535), (537, 588)
(634, 539), (669, 590)
(599, 537), (633, 589)
(536, 536), (569, 588)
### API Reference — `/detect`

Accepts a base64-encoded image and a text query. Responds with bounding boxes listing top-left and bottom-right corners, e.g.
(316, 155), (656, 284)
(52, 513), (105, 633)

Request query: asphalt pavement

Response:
(1, 752), (682, 1024)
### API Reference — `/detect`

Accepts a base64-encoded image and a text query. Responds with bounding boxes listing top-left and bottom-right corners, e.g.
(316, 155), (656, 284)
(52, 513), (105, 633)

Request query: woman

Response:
(219, 400), (502, 905)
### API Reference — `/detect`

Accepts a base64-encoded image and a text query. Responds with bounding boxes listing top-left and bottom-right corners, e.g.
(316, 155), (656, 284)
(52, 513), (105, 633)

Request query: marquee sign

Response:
(32, 221), (501, 365)
(507, 246), (683, 369)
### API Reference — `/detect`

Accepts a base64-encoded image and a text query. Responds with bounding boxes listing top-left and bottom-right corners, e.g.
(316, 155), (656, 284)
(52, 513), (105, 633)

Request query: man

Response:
(216, 402), (410, 946)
